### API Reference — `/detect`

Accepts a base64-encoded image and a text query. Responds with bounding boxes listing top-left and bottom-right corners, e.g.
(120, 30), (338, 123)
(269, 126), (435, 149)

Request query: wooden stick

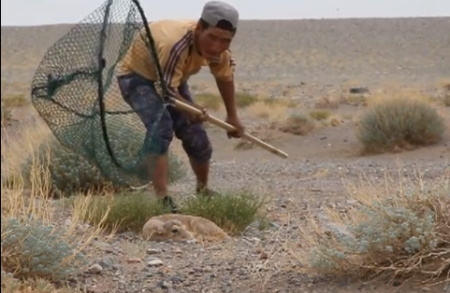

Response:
(171, 98), (289, 159)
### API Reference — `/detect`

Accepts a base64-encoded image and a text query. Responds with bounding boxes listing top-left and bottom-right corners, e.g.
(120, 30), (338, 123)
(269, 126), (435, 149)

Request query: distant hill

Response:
(2, 17), (450, 85)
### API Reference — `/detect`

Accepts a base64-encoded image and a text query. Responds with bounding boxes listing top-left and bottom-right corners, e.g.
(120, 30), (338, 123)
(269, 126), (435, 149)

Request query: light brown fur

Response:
(142, 214), (230, 242)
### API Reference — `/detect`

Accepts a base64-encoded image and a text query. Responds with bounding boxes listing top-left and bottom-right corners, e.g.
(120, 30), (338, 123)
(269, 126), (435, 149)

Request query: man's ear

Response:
(195, 22), (203, 33)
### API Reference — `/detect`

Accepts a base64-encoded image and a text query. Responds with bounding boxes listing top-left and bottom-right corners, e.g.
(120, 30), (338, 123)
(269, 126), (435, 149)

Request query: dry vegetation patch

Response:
(1, 93), (30, 108)
(1, 125), (109, 292)
(1, 119), (270, 291)
(194, 91), (291, 111)
(296, 168), (449, 286)
(278, 111), (316, 136)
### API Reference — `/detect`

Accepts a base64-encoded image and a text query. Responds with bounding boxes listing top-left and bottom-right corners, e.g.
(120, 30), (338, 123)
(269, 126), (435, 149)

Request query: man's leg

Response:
(117, 73), (178, 212)
(170, 82), (215, 196)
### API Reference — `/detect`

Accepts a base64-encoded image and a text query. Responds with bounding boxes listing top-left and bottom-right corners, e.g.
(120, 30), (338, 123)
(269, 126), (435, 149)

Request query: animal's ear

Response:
(163, 220), (182, 233)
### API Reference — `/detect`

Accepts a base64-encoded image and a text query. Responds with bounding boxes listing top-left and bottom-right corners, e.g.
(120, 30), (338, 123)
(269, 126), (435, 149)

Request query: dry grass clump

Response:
(194, 92), (223, 110)
(308, 109), (332, 121)
(340, 94), (368, 106)
(1, 122), (109, 292)
(355, 96), (446, 154)
(1, 101), (13, 124)
(2, 93), (30, 107)
(278, 112), (316, 136)
(443, 94), (450, 107)
(314, 95), (341, 109)
(1, 274), (79, 293)
(296, 168), (449, 285)
(194, 91), (263, 110)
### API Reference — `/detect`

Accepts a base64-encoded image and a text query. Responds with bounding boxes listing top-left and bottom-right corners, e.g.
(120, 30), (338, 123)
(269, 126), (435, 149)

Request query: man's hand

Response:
(225, 115), (245, 138)
(173, 93), (208, 123)
(187, 102), (209, 123)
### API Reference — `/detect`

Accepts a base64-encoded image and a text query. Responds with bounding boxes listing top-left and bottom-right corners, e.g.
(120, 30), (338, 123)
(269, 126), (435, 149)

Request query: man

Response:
(116, 1), (244, 213)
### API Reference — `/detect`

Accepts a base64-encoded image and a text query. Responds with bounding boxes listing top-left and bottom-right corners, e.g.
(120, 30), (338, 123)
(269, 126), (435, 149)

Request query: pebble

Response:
(87, 264), (103, 274)
(147, 257), (164, 267)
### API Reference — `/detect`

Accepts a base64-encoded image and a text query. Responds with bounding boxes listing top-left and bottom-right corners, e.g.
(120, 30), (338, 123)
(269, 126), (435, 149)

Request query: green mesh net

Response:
(30, 0), (172, 187)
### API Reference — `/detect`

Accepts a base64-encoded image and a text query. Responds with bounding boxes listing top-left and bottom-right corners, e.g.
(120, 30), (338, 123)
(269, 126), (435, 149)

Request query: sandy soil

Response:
(1, 17), (449, 293)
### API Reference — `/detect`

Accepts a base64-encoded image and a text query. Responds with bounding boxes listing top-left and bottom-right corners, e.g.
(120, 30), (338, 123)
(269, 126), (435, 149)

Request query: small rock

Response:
(147, 248), (161, 255)
(147, 257), (164, 267)
(158, 280), (172, 289)
(64, 219), (72, 227)
(87, 264), (103, 274)
(349, 87), (369, 94)
(259, 252), (269, 260)
(127, 257), (142, 264)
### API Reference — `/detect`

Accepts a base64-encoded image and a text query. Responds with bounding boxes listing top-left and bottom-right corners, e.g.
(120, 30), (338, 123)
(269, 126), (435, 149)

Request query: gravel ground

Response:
(49, 152), (447, 293)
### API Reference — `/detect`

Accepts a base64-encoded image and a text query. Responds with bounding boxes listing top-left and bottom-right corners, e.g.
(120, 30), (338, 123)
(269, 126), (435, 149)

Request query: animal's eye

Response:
(171, 229), (178, 233)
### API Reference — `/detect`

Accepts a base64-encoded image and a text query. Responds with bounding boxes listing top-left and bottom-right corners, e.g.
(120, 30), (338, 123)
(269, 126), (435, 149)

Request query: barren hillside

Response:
(2, 17), (450, 86)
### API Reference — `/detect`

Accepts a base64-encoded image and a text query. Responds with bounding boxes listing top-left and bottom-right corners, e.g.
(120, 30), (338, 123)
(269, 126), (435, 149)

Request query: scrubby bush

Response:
(20, 138), (107, 198)
(19, 119), (186, 198)
(1, 217), (86, 281)
(297, 172), (449, 284)
(356, 97), (445, 153)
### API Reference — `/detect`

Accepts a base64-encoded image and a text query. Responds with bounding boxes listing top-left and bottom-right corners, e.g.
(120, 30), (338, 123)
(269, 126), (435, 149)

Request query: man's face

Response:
(195, 25), (234, 60)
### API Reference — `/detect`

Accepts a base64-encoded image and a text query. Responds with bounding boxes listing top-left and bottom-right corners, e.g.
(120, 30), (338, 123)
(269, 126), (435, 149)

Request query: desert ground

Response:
(1, 17), (449, 293)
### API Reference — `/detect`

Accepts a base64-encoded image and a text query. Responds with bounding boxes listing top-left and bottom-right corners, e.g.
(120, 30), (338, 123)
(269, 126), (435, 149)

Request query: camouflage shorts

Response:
(117, 72), (212, 162)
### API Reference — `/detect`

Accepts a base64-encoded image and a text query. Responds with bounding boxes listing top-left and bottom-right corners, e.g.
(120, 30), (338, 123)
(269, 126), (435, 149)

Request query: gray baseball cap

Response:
(201, 1), (239, 29)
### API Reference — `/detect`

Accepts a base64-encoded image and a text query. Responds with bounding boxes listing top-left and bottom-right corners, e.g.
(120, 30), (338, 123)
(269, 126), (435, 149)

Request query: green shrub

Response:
(81, 191), (269, 235)
(356, 98), (446, 153)
(83, 192), (170, 233)
(1, 217), (86, 281)
(182, 192), (269, 235)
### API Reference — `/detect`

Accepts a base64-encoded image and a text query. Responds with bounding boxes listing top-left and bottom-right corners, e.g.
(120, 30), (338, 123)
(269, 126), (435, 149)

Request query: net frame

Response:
(29, 0), (176, 187)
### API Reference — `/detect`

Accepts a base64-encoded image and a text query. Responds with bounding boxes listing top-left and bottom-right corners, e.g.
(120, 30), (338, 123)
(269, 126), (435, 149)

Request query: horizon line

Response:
(1, 15), (448, 27)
